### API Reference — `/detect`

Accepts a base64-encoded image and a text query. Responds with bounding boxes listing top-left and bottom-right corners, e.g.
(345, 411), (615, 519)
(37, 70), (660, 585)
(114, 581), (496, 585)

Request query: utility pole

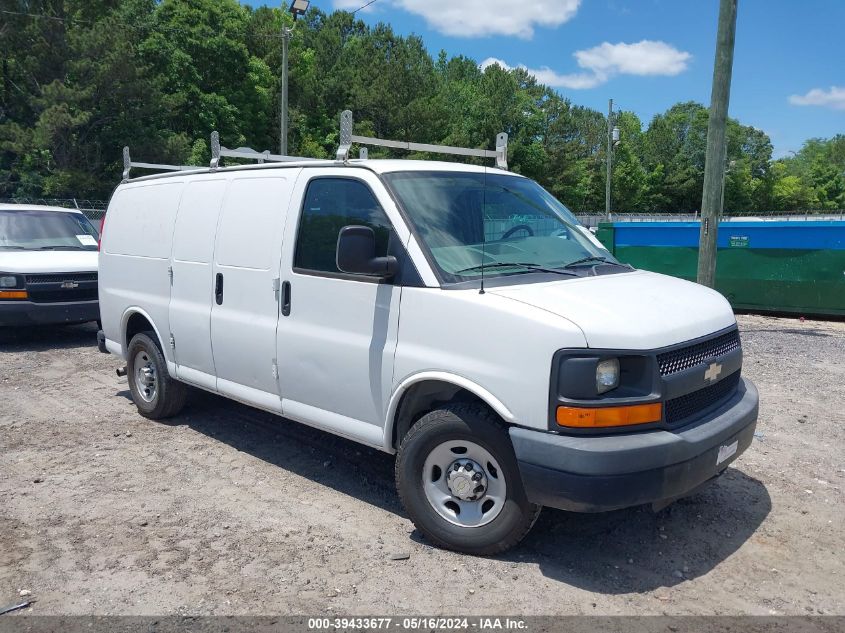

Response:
(605, 98), (613, 220)
(697, 0), (738, 287)
(280, 26), (292, 156)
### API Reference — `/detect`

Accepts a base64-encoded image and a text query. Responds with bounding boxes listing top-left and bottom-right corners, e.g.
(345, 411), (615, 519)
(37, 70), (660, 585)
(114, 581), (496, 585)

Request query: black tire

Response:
(126, 331), (187, 420)
(395, 404), (541, 555)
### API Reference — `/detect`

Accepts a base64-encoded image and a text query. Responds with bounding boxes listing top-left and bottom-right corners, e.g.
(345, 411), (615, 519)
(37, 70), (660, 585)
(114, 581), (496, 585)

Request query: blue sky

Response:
(245, 0), (844, 158)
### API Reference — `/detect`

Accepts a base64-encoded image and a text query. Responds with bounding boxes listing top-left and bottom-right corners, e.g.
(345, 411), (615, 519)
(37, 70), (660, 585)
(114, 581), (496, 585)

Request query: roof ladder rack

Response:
(122, 147), (197, 181)
(335, 110), (508, 170)
(209, 131), (320, 169)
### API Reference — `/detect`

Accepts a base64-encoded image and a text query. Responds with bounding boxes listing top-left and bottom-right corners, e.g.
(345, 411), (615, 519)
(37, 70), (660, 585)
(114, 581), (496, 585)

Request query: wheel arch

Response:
(384, 372), (516, 452)
(121, 307), (168, 360)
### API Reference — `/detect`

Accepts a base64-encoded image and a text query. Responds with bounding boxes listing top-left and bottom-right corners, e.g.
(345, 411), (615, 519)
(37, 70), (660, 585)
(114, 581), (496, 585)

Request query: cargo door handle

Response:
(215, 273), (224, 305)
(281, 281), (291, 317)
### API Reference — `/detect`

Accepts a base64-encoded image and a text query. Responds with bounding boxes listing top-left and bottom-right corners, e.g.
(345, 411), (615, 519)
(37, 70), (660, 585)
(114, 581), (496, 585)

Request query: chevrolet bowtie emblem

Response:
(704, 362), (723, 384)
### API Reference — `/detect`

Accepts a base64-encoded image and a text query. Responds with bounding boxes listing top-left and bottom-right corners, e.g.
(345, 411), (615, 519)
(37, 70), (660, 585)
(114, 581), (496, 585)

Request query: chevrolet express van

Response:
(0, 204), (100, 327)
(98, 158), (758, 554)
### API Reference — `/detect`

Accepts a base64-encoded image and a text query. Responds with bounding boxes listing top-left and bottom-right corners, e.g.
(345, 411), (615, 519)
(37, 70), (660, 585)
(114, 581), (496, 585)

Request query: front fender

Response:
(382, 371), (516, 452)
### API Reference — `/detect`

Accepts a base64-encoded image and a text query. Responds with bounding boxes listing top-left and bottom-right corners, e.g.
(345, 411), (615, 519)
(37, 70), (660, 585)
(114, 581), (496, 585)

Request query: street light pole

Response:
(280, 26), (291, 156)
(280, 0), (311, 156)
(605, 98), (613, 220)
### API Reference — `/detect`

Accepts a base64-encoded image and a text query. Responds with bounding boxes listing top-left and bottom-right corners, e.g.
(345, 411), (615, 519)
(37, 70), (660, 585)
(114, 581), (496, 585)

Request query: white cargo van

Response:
(0, 204), (100, 327)
(98, 121), (758, 554)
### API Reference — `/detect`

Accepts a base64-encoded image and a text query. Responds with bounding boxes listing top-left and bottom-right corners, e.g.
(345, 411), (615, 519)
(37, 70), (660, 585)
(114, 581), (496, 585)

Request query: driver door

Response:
(275, 170), (408, 447)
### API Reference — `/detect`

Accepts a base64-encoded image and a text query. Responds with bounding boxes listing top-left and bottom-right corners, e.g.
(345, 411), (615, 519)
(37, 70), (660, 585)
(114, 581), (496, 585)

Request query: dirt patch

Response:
(1, 315), (843, 615)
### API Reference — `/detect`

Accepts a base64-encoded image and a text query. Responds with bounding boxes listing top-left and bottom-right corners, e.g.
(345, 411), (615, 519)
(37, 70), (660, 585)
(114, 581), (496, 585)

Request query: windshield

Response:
(0, 210), (99, 251)
(382, 171), (616, 283)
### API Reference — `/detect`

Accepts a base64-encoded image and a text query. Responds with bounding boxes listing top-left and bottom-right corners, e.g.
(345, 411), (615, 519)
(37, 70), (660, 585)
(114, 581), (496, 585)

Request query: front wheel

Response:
(395, 405), (541, 555)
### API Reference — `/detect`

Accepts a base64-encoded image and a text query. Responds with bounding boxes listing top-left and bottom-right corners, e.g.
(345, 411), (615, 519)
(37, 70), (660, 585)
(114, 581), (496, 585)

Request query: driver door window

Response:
(294, 178), (393, 276)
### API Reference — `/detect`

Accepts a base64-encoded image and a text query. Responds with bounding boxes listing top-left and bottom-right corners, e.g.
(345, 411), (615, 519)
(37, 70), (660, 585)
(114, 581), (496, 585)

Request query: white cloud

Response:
(480, 57), (603, 90)
(788, 86), (845, 111)
(481, 40), (691, 90)
(575, 40), (691, 77)
(335, 0), (581, 38)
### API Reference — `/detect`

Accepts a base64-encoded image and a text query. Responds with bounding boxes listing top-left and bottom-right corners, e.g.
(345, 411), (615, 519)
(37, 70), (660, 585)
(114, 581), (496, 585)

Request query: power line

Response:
(352, 0), (380, 15)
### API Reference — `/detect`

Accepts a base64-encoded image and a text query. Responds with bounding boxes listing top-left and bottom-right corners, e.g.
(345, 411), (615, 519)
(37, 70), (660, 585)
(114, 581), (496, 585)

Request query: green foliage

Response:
(0, 1), (841, 212)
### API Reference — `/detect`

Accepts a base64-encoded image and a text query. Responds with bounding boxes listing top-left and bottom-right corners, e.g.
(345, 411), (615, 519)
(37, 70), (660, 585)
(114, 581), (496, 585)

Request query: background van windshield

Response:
(383, 172), (615, 282)
(0, 210), (99, 251)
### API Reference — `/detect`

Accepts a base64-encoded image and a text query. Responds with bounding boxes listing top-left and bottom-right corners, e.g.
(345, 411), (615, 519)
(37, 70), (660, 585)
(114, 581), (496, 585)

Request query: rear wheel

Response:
(126, 331), (187, 419)
(395, 404), (541, 555)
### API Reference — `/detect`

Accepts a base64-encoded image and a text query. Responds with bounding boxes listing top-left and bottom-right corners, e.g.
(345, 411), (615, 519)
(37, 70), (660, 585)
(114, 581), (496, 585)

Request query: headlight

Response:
(596, 358), (620, 394)
(0, 275), (20, 288)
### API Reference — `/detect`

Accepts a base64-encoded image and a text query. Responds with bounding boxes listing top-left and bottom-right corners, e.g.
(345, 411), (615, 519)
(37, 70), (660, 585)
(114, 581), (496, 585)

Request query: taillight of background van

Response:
(98, 213), (106, 251)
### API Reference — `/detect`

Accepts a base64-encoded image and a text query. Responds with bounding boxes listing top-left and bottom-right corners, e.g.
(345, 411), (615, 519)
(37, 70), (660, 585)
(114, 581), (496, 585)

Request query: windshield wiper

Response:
(0, 245), (28, 250)
(37, 245), (87, 250)
(562, 255), (612, 268)
(456, 261), (577, 276)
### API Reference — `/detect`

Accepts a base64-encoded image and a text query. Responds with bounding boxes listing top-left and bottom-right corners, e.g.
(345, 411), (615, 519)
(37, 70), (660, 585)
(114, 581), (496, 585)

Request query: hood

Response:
(488, 270), (736, 350)
(0, 250), (99, 274)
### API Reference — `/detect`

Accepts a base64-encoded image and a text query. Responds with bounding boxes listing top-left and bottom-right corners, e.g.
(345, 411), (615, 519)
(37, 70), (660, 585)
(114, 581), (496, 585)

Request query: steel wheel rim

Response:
(133, 350), (157, 404)
(422, 439), (506, 528)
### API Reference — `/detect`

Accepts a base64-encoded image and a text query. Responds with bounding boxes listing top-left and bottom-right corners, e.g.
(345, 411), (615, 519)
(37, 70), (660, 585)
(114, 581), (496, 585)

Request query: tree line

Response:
(2, 0), (843, 212)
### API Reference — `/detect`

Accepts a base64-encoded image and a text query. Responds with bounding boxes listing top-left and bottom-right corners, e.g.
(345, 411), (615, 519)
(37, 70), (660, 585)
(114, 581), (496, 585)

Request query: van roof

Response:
(0, 203), (85, 214)
(123, 159), (522, 184)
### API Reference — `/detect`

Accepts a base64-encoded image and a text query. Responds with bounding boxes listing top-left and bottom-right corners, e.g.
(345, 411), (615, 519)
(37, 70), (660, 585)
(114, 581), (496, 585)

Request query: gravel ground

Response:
(0, 314), (843, 616)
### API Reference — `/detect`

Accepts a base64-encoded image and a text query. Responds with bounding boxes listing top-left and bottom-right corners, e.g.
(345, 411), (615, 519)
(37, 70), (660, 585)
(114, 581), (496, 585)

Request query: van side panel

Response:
(100, 181), (184, 360)
(168, 178), (228, 390)
(210, 174), (297, 406)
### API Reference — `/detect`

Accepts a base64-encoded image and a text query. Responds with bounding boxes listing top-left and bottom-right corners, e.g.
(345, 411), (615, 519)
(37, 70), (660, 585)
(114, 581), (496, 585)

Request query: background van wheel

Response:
(126, 331), (187, 420)
(395, 404), (541, 556)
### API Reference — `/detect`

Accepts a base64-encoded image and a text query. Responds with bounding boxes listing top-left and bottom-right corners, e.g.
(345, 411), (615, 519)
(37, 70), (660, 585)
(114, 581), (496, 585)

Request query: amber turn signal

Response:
(0, 290), (27, 300)
(556, 402), (662, 428)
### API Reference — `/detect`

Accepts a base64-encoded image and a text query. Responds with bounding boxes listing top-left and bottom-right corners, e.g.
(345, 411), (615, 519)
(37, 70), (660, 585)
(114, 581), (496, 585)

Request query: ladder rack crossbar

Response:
(219, 147), (321, 163)
(122, 147), (198, 181)
(337, 111), (508, 170)
(350, 135), (498, 159)
(129, 161), (196, 172)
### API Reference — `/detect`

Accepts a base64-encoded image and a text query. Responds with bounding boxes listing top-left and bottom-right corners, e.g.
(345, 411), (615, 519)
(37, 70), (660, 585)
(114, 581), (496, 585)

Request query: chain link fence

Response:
(578, 211), (845, 228)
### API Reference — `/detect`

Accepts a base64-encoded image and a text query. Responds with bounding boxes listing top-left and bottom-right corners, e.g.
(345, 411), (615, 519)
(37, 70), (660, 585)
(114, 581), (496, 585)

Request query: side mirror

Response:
(336, 225), (398, 278)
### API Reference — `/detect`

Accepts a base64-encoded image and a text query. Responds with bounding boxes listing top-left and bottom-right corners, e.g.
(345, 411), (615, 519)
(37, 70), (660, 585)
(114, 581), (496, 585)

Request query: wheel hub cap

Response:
(140, 367), (155, 387)
(422, 439), (507, 528)
(446, 459), (488, 501)
(133, 352), (157, 403)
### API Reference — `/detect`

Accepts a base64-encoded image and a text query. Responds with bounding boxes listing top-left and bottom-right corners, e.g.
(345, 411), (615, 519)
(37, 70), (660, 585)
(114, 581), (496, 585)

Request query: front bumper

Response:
(510, 378), (759, 512)
(0, 299), (100, 327)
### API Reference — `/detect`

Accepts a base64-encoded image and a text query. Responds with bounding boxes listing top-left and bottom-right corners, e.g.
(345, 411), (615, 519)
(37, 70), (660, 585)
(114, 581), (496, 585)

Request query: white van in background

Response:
(97, 156), (758, 554)
(0, 204), (100, 327)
